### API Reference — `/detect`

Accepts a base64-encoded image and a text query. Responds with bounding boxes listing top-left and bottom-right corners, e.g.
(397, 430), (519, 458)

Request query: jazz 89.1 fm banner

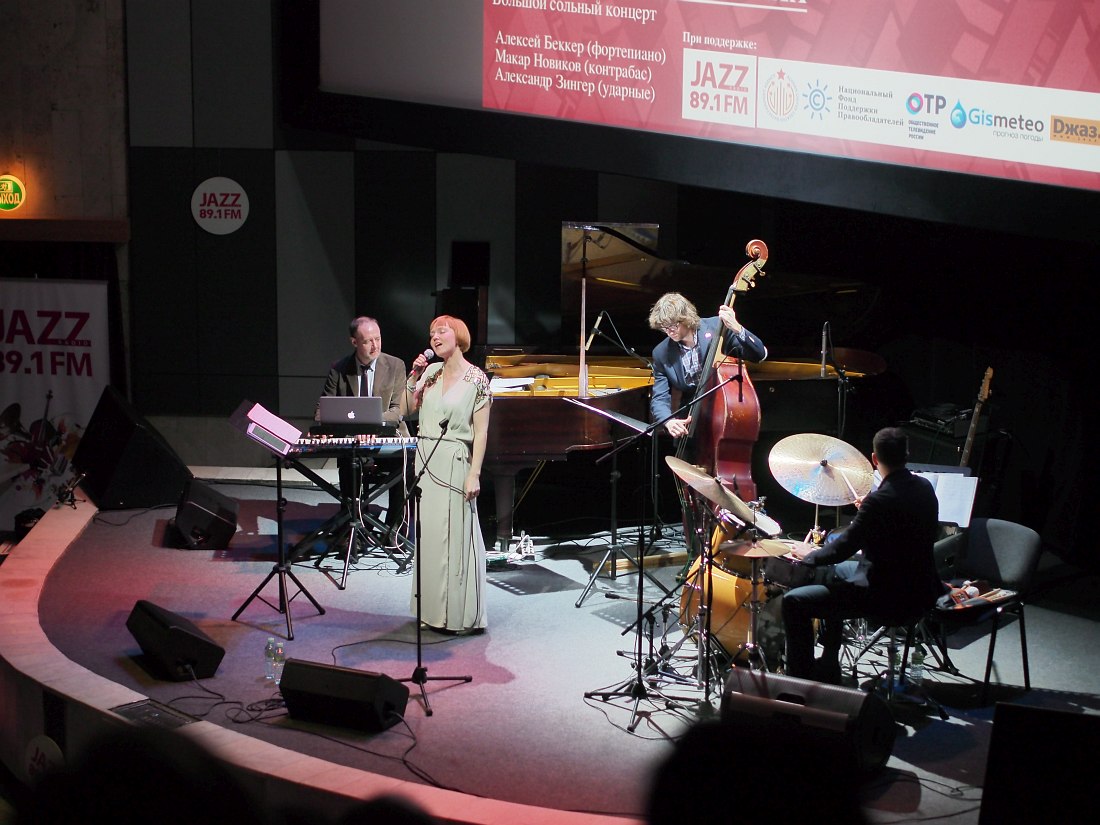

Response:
(0, 279), (108, 533)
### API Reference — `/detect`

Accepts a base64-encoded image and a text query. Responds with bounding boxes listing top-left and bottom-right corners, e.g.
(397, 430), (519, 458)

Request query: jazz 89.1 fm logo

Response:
(0, 175), (26, 211)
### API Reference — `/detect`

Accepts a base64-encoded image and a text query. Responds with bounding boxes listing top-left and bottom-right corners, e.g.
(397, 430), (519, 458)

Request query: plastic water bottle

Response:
(272, 641), (286, 685)
(264, 637), (276, 680)
(909, 644), (926, 687)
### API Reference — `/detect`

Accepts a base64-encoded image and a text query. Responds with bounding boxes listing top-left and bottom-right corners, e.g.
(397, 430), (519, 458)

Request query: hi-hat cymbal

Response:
(665, 455), (755, 522)
(768, 433), (873, 506)
(717, 538), (792, 558)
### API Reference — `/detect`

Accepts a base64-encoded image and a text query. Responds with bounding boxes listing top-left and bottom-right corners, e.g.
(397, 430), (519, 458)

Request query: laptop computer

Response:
(316, 396), (390, 433)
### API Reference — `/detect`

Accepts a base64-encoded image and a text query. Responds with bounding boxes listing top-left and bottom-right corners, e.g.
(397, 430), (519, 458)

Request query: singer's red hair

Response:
(429, 315), (471, 353)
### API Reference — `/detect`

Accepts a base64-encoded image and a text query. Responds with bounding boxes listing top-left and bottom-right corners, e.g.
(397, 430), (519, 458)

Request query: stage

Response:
(3, 474), (1100, 823)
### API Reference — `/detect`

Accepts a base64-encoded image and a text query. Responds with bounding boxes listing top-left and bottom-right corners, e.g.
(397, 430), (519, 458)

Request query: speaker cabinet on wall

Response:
(174, 479), (238, 550)
(72, 386), (192, 510)
(125, 600), (224, 681)
(722, 669), (896, 775)
(280, 659), (410, 732)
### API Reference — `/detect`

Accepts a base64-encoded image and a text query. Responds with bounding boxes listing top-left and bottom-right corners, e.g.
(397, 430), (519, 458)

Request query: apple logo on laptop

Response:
(346, 411), (356, 420)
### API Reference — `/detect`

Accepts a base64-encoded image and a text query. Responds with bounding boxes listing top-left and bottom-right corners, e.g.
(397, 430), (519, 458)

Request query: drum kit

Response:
(663, 433), (873, 686)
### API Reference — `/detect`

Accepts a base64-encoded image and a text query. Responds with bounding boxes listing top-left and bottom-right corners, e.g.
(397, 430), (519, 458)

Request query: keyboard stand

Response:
(286, 451), (413, 587)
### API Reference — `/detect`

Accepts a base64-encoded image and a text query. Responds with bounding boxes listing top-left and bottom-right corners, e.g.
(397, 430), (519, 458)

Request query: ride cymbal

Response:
(768, 433), (873, 506)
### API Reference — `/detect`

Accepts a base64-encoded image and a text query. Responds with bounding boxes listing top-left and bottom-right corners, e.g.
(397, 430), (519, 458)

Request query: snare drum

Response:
(763, 540), (831, 589)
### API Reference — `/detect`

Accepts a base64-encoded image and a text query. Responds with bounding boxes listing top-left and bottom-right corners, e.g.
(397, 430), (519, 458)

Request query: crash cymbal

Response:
(665, 456), (756, 523)
(768, 433), (873, 506)
(717, 538), (792, 558)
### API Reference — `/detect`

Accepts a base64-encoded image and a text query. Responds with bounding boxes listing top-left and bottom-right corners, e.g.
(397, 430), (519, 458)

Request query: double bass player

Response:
(647, 292), (768, 440)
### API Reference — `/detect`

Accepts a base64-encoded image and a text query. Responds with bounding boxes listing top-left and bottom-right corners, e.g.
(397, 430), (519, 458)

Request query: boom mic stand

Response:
(399, 420), (472, 716)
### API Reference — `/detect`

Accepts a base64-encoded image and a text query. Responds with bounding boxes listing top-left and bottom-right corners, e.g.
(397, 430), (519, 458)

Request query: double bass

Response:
(673, 240), (769, 545)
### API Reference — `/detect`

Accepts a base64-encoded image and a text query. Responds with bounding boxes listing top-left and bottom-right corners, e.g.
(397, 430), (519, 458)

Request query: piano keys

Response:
(289, 435), (417, 457)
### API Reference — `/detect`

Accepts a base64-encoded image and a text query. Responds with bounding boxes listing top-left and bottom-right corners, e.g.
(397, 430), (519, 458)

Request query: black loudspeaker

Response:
(174, 479), (238, 550)
(721, 669), (896, 775)
(449, 240), (490, 288)
(125, 600), (225, 681)
(73, 386), (192, 510)
(979, 703), (1099, 824)
(280, 659), (410, 732)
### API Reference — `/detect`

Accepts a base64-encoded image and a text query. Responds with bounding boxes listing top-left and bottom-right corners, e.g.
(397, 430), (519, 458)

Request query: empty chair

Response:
(930, 517), (1043, 703)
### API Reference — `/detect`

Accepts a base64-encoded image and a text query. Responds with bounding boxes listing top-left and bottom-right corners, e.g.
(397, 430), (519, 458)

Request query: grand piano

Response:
(481, 222), (890, 549)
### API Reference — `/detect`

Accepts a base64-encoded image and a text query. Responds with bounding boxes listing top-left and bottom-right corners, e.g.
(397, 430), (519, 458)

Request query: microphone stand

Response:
(400, 419), (473, 716)
(575, 322), (656, 607)
(588, 321), (661, 527)
(825, 332), (852, 533)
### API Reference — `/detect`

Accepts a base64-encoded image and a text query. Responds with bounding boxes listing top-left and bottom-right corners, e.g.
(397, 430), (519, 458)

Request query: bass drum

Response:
(678, 554), (787, 672)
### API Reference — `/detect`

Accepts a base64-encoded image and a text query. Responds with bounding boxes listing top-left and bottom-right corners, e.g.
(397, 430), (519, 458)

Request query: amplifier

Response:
(909, 405), (985, 438)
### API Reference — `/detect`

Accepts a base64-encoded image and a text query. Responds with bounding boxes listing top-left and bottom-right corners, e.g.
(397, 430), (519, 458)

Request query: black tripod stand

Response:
(583, 417), (678, 731)
(232, 459), (325, 639)
(399, 422), (473, 716)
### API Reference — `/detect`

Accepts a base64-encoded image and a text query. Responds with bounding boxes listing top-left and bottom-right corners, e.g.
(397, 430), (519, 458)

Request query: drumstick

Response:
(835, 467), (859, 501)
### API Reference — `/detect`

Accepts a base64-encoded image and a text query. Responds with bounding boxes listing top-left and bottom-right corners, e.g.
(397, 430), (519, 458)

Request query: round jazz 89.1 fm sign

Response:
(191, 176), (249, 235)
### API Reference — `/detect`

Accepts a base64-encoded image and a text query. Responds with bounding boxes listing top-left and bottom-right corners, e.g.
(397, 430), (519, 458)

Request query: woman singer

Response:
(400, 315), (492, 634)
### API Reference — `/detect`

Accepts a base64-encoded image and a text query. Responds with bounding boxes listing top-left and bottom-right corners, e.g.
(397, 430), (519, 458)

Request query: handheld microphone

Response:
(411, 348), (435, 377)
(820, 322), (828, 378)
(584, 311), (605, 351)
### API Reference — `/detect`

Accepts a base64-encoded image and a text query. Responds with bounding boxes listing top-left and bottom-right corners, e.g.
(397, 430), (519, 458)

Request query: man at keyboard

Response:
(317, 316), (409, 547)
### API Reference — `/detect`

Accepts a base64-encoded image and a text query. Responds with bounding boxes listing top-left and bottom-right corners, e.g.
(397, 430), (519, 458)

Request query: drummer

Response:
(647, 292), (767, 438)
(780, 427), (944, 684)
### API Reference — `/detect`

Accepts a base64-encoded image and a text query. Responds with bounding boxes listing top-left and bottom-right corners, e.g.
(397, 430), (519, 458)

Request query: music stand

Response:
(567, 400), (669, 607)
(581, 378), (736, 729)
(231, 457), (326, 640)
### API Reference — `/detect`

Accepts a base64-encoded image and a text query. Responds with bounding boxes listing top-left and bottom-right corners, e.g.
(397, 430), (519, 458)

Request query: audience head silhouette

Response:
(20, 726), (271, 825)
(646, 719), (869, 825)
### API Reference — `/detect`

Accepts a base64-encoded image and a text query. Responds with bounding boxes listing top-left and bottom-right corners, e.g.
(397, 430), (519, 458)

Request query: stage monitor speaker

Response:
(174, 479), (238, 550)
(979, 702), (1098, 824)
(280, 659), (410, 733)
(125, 600), (224, 681)
(722, 669), (896, 775)
(72, 386), (192, 510)
(449, 240), (490, 288)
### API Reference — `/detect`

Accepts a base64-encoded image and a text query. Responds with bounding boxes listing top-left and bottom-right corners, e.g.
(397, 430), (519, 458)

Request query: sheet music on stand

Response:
(563, 397), (650, 436)
(229, 400), (302, 456)
(915, 471), (979, 528)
